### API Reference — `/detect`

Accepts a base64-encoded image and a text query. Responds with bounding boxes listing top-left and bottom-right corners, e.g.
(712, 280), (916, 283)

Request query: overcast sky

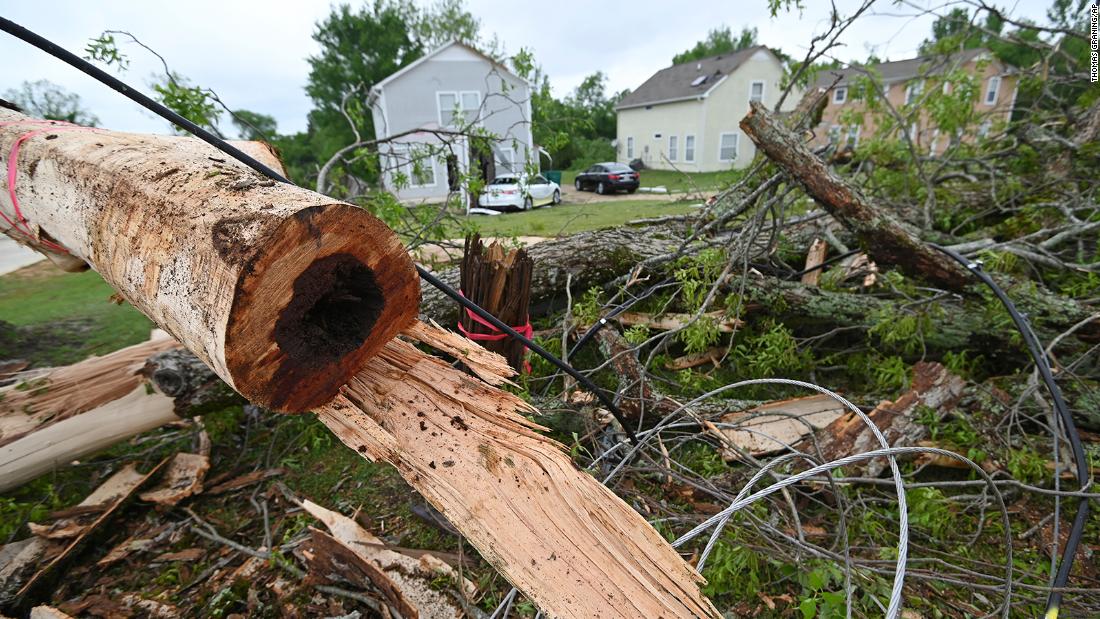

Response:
(0, 0), (1051, 136)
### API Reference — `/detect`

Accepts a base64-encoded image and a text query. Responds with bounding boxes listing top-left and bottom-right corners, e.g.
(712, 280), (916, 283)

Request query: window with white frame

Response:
(749, 80), (765, 103)
(684, 135), (695, 162)
(718, 132), (738, 162)
(438, 91), (481, 126)
(846, 125), (860, 149)
(828, 125), (841, 144)
(984, 76), (1001, 105)
(668, 135), (678, 161)
(905, 80), (924, 105)
(833, 87), (847, 104)
(495, 146), (516, 173)
(391, 145), (436, 188)
(978, 119), (992, 138)
(626, 136), (634, 159)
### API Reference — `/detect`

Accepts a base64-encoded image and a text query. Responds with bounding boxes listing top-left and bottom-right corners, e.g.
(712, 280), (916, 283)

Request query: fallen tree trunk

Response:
(0, 334), (241, 493)
(320, 323), (719, 619)
(0, 109), (419, 412)
(3, 321), (718, 617)
(739, 101), (972, 291)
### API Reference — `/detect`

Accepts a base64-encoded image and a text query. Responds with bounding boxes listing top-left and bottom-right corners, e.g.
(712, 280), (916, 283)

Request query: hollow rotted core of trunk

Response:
(274, 254), (385, 368)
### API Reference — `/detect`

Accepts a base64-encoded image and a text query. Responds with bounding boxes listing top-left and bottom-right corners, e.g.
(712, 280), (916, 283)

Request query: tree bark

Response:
(739, 101), (972, 291)
(0, 109), (419, 412)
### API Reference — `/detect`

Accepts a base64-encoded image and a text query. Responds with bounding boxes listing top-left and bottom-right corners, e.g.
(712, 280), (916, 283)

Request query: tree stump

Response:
(458, 235), (533, 372)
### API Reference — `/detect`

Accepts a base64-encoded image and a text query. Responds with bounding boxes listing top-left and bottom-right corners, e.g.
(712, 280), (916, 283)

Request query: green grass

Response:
(0, 265), (152, 365)
(560, 168), (741, 193)
(458, 199), (697, 238)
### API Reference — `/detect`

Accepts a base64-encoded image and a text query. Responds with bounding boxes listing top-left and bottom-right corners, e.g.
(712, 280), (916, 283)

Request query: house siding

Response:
(372, 44), (531, 203)
(810, 55), (1018, 156)
(616, 49), (797, 173)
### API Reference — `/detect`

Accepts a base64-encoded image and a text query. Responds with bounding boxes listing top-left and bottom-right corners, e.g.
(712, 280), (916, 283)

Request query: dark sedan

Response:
(573, 162), (640, 195)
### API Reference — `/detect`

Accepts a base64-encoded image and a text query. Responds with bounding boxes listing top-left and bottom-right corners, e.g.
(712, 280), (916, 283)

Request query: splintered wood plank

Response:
(15, 461), (163, 607)
(139, 452), (210, 506)
(300, 499), (474, 619)
(801, 238), (828, 286)
(617, 310), (744, 333)
(719, 394), (847, 460)
(317, 337), (719, 619)
(0, 332), (177, 448)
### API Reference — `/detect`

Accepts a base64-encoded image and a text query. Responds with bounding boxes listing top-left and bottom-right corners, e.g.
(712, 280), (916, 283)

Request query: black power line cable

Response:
(931, 244), (1090, 619)
(0, 16), (640, 445)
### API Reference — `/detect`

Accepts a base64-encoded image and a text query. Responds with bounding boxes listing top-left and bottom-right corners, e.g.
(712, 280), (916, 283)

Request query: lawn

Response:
(457, 198), (698, 237)
(0, 263), (152, 365)
(560, 168), (742, 194)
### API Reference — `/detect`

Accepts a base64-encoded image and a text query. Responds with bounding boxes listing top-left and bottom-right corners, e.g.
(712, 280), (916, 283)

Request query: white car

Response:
(477, 174), (561, 212)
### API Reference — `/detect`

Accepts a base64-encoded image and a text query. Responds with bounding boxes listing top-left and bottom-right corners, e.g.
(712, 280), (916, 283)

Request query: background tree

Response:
(2, 80), (99, 126)
(231, 110), (278, 141)
(672, 26), (758, 65)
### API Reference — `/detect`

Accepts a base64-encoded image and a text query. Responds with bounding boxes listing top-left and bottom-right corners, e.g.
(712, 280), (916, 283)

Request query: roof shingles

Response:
(616, 46), (773, 110)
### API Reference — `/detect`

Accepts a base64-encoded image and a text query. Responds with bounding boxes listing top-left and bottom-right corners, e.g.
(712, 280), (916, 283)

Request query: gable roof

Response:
(810, 48), (1005, 90)
(615, 46), (778, 111)
(370, 40), (526, 96)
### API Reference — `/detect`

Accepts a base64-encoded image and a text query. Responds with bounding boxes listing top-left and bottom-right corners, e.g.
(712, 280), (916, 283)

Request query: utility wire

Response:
(931, 244), (1090, 619)
(0, 16), (640, 445)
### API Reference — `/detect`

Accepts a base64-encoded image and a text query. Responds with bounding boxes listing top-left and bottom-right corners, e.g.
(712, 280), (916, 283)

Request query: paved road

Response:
(0, 236), (44, 276)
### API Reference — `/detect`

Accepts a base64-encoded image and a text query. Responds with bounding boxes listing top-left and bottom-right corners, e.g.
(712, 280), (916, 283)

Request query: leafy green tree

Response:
(672, 26), (758, 65)
(415, 0), (482, 48)
(231, 110), (277, 141)
(2, 80), (99, 126)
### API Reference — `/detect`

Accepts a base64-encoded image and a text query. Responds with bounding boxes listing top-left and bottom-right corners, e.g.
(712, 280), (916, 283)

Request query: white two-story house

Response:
(616, 46), (797, 171)
(368, 41), (533, 204)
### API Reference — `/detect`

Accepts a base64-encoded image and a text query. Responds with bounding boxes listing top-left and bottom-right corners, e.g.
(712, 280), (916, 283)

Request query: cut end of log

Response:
(225, 203), (420, 412)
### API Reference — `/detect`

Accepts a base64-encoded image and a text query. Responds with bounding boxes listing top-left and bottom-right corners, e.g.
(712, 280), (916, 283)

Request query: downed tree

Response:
(0, 109), (419, 411)
(795, 362), (967, 477)
(320, 323), (720, 619)
(0, 333), (240, 493)
(740, 100), (972, 291)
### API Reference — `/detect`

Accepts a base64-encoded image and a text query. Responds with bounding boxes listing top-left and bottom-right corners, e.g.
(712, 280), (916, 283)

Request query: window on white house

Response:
(833, 87), (847, 104)
(846, 125), (860, 149)
(685, 135), (695, 162)
(749, 81), (765, 103)
(668, 135), (678, 161)
(391, 146), (436, 188)
(905, 81), (924, 105)
(438, 91), (481, 126)
(495, 146), (515, 173)
(718, 133), (738, 162)
(626, 137), (634, 159)
(984, 76), (1001, 105)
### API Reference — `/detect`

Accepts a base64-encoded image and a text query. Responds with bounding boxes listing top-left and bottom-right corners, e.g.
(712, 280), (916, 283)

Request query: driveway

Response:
(0, 236), (44, 276)
(559, 184), (697, 204)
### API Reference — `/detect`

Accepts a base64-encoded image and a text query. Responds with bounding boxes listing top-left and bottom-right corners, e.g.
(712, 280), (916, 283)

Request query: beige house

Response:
(615, 46), (797, 171)
(808, 48), (1018, 156)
